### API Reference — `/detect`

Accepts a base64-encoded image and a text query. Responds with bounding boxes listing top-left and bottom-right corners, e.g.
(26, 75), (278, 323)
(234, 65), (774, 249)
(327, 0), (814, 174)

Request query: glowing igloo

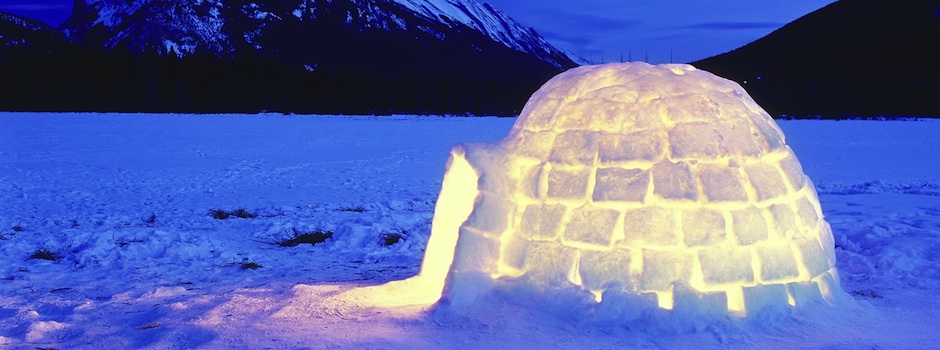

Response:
(418, 62), (844, 318)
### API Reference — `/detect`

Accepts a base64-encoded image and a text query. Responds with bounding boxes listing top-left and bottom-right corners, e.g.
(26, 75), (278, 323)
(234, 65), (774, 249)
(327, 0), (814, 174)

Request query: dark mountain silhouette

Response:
(694, 0), (940, 118)
(0, 0), (578, 115)
(0, 13), (70, 52)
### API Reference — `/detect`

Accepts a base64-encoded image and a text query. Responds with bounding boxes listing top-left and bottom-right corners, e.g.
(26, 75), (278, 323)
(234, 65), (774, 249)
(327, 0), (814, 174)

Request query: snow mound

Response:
(408, 62), (851, 321)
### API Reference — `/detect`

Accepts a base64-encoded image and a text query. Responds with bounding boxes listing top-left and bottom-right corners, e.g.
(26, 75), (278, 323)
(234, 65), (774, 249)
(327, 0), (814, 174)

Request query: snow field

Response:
(0, 113), (938, 349)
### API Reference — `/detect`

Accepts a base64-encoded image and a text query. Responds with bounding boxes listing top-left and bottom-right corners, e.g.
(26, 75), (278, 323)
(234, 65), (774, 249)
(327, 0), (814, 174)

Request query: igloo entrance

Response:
(355, 62), (846, 319)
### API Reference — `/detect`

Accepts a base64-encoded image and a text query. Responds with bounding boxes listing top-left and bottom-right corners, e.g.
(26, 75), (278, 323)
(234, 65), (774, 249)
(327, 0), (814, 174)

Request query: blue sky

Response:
(485, 0), (836, 63)
(1, 0), (836, 64)
(0, 0), (72, 27)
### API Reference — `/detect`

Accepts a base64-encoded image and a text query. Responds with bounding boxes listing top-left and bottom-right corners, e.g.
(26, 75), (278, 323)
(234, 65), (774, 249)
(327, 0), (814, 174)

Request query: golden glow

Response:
(590, 289), (604, 303)
(725, 287), (746, 316)
(567, 251), (583, 286)
(339, 63), (842, 318)
(334, 147), (480, 308)
(655, 288), (674, 310)
(419, 147), (480, 283)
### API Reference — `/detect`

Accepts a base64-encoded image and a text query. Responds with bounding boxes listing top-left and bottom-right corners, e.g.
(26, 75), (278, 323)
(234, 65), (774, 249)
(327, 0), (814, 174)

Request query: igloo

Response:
(354, 62), (845, 319)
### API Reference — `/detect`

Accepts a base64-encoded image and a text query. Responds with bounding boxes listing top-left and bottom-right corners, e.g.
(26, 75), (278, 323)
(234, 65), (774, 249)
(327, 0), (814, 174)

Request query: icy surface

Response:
(0, 113), (938, 348)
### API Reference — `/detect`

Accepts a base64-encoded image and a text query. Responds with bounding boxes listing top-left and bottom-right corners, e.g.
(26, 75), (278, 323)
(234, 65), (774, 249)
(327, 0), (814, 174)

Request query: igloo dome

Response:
(412, 62), (845, 318)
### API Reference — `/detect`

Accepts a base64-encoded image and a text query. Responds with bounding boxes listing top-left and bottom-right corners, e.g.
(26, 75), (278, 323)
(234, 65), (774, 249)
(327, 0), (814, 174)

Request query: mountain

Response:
(0, 12), (70, 52)
(693, 0), (940, 118)
(60, 0), (574, 69)
(1, 0), (578, 115)
(393, 0), (574, 68)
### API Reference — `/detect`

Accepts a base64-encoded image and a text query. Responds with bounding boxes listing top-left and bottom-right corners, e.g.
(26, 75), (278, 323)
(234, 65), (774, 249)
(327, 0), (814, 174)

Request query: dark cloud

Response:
(685, 21), (783, 30)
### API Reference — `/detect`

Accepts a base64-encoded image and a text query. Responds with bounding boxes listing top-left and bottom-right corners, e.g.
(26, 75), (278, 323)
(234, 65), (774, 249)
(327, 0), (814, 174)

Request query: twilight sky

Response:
(1, 0), (836, 64)
(485, 0), (837, 64)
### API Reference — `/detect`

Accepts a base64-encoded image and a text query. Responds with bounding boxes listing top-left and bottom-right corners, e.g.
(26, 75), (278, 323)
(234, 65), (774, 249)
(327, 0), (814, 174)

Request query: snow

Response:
(416, 63), (846, 318)
(395, 0), (568, 66)
(1, 112), (939, 349)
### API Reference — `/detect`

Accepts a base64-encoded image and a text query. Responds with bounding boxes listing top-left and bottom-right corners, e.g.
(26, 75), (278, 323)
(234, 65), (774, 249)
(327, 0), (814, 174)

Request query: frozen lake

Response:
(1, 113), (938, 349)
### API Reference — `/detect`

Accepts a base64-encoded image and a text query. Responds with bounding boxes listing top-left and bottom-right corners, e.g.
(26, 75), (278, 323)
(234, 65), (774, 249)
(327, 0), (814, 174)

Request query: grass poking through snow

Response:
(29, 248), (61, 262)
(240, 262), (263, 270)
(210, 208), (257, 220)
(275, 228), (334, 247)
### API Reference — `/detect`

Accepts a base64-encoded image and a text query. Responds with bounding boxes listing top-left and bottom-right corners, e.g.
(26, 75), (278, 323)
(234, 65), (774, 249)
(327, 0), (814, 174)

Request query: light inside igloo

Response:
(352, 62), (845, 319)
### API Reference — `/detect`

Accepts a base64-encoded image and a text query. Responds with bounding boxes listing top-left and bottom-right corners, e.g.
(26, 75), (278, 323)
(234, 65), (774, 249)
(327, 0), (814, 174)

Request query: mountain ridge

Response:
(59, 0), (575, 68)
(1, 0), (578, 115)
(693, 0), (940, 118)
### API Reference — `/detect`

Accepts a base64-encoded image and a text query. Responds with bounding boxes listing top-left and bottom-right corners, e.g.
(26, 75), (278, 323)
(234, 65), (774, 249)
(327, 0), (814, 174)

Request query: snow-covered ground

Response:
(0, 113), (938, 349)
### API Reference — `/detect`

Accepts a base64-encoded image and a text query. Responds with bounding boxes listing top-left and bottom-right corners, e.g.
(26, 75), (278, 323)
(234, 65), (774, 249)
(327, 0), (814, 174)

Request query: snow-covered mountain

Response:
(2, 1), (577, 114)
(62, 0), (576, 68)
(393, 0), (574, 68)
(0, 12), (69, 52)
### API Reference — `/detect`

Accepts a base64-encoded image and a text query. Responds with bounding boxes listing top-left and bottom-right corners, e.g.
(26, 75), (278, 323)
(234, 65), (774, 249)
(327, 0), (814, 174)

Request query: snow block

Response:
(698, 163), (748, 202)
(681, 208), (727, 247)
(652, 161), (699, 200)
(715, 119), (760, 157)
(794, 238), (831, 278)
(744, 162), (789, 201)
(593, 167), (649, 202)
(731, 207), (769, 245)
(697, 247), (754, 285)
(520, 97), (561, 131)
(563, 206), (621, 247)
(816, 270), (841, 304)
(518, 165), (544, 199)
(597, 130), (664, 163)
(768, 203), (798, 239)
(451, 227), (501, 273)
(756, 244), (800, 282)
(569, 97), (632, 132)
(794, 195), (820, 233)
(750, 113), (786, 153)
(777, 150), (807, 191)
(579, 248), (634, 290)
(622, 207), (678, 246)
(519, 204), (567, 241)
(640, 249), (692, 291)
(786, 281), (825, 308)
(549, 130), (597, 165)
(556, 98), (611, 131)
(669, 122), (720, 160)
(524, 242), (579, 286)
(742, 284), (790, 315)
(514, 130), (556, 159)
(818, 222), (837, 265)
(672, 283), (729, 319)
(462, 193), (513, 234)
(499, 237), (531, 272)
(547, 166), (591, 199)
